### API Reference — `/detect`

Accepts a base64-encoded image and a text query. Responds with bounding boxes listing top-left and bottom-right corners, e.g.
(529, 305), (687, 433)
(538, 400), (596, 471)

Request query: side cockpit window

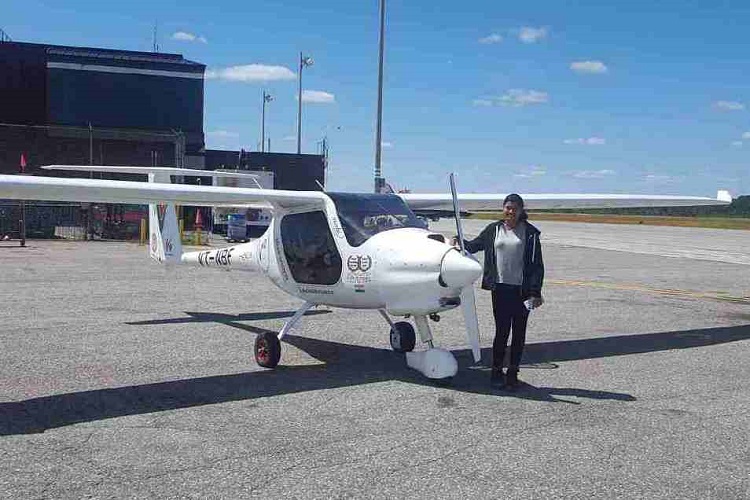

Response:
(280, 211), (342, 285)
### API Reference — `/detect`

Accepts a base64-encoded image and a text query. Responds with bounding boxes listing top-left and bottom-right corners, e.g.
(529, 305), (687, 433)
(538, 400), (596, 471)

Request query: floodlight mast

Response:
(261, 90), (273, 153)
(373, 0), (386, 193)
(297, 53), (314, 154)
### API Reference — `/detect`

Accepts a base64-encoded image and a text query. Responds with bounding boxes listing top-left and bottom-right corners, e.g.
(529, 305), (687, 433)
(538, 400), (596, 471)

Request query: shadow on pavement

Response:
(2, 314), (748, 435)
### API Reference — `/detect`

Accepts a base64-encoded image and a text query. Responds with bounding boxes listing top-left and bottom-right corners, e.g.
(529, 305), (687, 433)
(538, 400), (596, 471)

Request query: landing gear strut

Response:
(254, 301), (314, 369)
(405, 315), (458, 381)
(379, 310), (457, 382)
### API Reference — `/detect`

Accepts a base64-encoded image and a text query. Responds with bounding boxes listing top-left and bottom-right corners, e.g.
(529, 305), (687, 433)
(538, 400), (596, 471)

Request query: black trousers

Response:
(491, 284), (530, 372)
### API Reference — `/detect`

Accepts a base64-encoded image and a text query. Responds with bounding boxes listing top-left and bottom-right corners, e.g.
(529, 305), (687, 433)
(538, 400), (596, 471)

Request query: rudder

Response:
(148, 172), (182, 264)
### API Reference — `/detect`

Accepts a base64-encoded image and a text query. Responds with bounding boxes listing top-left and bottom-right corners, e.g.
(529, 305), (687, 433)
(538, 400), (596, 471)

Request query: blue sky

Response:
(4, 0), (749, 195)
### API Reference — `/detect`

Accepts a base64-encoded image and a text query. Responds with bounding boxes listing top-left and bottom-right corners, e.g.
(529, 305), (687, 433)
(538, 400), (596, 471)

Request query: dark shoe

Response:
(490, 368), (505, 389)
(505, 370), (519, 391)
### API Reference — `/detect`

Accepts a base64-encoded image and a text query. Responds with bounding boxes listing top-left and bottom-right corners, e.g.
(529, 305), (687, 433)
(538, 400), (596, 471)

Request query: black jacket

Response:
(462, 220), (544, 298)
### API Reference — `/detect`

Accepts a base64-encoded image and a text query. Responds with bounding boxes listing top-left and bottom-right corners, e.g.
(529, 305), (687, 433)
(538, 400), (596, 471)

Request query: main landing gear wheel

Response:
(390, 321), (416, 353)
(254, 332), (281, 368)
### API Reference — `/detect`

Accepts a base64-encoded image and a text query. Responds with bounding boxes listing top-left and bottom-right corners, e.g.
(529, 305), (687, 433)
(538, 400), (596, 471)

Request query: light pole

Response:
(374, 0), (386, 193)
(261, 90), (273, 153)
(297, 52), (314, 154)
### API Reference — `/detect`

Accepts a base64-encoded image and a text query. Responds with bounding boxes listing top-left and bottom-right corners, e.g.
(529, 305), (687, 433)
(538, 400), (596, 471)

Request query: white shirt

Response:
(494, 221), (526, 285)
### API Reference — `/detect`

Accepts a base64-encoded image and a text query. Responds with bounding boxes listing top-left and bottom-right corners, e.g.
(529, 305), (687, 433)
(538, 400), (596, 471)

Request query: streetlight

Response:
(374, 0), (386, 193)
(261, 90), (273, 153)
(297, 52), (314, 154)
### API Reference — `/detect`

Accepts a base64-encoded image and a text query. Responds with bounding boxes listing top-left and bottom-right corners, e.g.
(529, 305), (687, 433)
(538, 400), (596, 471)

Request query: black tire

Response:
(390, 321), (416, 353)
(254, 332), (281, 368)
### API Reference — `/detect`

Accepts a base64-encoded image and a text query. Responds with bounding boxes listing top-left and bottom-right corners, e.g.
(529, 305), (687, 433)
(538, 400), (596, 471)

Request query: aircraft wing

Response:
(399, 191), (732, 211)
(0, 174), (327, 211)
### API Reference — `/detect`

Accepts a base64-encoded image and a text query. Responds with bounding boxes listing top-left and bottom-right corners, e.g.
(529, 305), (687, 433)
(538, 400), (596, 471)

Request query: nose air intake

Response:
(440, 249), (482, 289)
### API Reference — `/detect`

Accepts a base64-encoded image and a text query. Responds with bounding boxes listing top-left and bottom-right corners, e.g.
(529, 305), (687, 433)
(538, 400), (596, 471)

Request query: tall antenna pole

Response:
(373, 0), (386, 193)
(261, 90), (266, 153)
(153, 22), (159, 52)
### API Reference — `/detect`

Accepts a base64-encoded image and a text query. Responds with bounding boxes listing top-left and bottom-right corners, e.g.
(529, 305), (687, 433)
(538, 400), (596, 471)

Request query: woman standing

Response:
(459, 194), (544, 390)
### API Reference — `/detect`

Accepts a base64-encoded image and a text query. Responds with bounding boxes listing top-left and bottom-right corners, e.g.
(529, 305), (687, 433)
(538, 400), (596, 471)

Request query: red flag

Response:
(20, 153), (27, 173)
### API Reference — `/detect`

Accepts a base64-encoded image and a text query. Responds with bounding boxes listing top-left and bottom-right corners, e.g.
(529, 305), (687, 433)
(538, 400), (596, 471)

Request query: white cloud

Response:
(501, 89), (548, 106)
(514, 166), (547, 178)
(564, 137), (606, 145)
(473, 90), (548, 107)
(731, 141), (743, 147)
(206, 64), (296, 82)
(206, 130), (239, 139)
(742, 131), (750, 139)
(298, 90), (335, 104)
(479, 33), (503, 44)
(172, 31), (207, 43)
(472, 98), (494, 107)
(570, 169), (616, 179)
(714, 101), (745, 111)
(518, 27), (547, 44)
(570, 60), (608, 74)
(643, 173), (679, 183)
(282, 135), (296, 142)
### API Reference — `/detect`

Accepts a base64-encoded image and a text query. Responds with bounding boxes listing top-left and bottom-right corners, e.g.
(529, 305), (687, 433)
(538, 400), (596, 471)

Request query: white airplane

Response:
(0, 166), (732, 382)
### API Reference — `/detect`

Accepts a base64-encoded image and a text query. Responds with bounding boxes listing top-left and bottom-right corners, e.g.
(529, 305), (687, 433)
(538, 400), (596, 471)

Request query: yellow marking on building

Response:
(549, 279), (750, 304)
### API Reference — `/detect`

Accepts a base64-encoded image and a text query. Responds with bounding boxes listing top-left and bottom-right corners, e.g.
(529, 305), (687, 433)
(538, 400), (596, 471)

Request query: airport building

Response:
(0, 39), (325, 239)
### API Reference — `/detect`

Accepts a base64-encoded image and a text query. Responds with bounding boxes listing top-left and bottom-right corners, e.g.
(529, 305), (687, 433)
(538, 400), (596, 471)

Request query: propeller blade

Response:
(460, 286), (482, 363)
(449, 172), (482, 364)
(449, 173), (466, 254)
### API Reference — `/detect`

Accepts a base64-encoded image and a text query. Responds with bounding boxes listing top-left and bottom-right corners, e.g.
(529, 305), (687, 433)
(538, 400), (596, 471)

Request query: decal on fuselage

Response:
(237, 249), (254, 264)
(198, 247), (234, 267)
(298, 286), (334, 295)
(330, 217), (345, 239)
(345, 254), (373, 289)
(347, 255), (372, 273)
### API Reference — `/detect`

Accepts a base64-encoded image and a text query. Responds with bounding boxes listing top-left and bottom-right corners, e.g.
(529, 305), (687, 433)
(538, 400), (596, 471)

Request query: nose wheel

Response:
(389, 321), (416, 353)
(254, 331), (281, 368)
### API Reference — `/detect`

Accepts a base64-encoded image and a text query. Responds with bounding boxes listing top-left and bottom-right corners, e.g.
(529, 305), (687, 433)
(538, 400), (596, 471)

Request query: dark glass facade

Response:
(47, 67), (203, 133)
(0, 43), (47, 124)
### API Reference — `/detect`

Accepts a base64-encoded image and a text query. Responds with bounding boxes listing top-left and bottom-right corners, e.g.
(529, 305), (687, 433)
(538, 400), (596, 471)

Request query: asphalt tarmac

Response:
(1, 221), (749, 499)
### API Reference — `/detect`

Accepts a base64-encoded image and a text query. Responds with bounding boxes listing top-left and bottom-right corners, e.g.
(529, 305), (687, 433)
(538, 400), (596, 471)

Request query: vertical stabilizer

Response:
(148, 173), (182, 264)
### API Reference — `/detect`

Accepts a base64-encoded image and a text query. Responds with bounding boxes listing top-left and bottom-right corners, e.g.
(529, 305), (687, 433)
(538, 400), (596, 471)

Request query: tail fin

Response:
(148, 172), (182, 264)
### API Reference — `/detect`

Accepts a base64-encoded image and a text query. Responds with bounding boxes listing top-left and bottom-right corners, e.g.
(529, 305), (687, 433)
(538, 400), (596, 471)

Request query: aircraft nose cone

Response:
(440, 250), (482, 289)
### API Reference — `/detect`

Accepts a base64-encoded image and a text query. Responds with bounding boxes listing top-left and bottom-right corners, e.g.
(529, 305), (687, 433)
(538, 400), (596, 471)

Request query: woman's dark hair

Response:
(503, 193), (528, 221)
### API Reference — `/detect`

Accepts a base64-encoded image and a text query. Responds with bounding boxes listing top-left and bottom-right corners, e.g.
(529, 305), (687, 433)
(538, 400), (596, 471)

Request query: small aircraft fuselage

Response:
(182, 192), (482, 316)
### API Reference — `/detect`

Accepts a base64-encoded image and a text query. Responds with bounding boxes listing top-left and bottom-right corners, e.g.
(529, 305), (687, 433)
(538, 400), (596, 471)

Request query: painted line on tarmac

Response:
(549, 279), (750, 304)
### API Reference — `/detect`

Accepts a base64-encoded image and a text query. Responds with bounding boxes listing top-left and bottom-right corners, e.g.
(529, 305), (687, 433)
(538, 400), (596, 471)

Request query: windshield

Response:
(327, 192), (427, 247)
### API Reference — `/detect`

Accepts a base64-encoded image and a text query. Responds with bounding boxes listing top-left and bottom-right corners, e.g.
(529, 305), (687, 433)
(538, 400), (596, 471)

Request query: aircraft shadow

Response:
(1, 317), (748, 435)
(126, 309), (332, 326)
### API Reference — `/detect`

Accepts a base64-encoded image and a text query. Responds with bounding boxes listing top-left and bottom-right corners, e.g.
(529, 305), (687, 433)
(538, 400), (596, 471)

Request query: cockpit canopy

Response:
(327, 192), (427, 247)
